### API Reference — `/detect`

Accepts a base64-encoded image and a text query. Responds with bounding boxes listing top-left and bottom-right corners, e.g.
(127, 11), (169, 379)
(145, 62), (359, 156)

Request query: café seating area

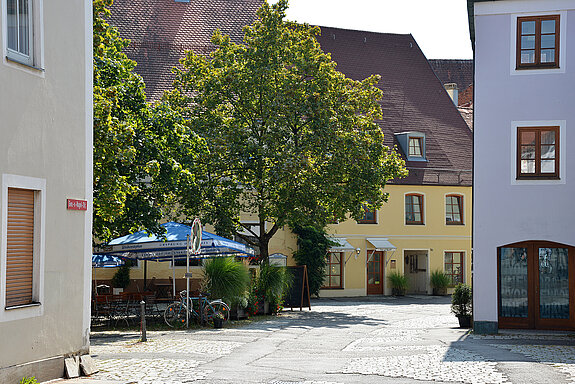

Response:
(91, 292), (163, 327)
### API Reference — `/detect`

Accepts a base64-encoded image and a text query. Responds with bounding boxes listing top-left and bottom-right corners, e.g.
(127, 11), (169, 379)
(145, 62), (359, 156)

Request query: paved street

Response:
(90, 296), (575, 384)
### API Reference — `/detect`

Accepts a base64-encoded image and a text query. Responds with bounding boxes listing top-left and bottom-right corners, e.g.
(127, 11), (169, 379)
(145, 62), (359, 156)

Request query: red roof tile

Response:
(316, 27), (472, 186)
(108, 0), (262, 101)
(429, 59), (473, 92)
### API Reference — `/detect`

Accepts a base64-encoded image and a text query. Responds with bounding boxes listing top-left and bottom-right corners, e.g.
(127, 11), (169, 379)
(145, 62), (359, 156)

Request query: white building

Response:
(471, 0), (575, 333)
(0, 0), (93, 380)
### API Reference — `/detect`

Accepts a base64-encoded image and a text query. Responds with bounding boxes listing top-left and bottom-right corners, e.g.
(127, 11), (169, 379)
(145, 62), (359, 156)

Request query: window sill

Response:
(321, 287), (344, 290)
(5, 302), (41, 311)
(357, 222), (377, 225)
(406, 223), (425, 226)
(516, 176), (560, 181)
(516, 65), (559, 70)
(446, 222), (464, 226)
(5, 56), (44, 72)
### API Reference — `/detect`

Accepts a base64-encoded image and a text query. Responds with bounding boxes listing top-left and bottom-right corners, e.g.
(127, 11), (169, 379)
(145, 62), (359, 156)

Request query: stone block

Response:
(80, 354), (100, 376)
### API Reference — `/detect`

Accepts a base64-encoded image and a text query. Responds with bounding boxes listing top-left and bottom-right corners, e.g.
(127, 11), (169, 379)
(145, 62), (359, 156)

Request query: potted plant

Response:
(430, 270), (450, 296)
(202, 257), (251, 305)
(230, 295), (249, 320)
(212, 311), (225, 329)
(256, 263), (291, 314)
(451, 283), (472, 328)
(111, 264), (130, 294)
(387, 271), (408, 296)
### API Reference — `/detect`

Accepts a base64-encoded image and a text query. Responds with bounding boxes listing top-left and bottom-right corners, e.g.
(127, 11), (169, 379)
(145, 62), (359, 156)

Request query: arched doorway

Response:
(498, 241), (574, 330)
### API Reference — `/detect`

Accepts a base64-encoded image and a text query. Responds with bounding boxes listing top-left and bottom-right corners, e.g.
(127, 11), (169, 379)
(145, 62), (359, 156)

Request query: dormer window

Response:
(408, 137), (423, 157)
(395, 132), (426, 161)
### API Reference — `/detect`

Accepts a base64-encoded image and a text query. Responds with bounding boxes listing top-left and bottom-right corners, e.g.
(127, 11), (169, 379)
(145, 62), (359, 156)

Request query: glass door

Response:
(367, 251), (384, 295)
(536, 247), (571, 328)
(499, 242), (574, 330)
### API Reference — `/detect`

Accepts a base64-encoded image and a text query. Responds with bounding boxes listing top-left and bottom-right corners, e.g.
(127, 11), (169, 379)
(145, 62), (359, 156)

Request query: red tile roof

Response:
(107, 0), (263, 101)
(429, 59), (473, 94)
(458, 84), (473, 108)
(107, 2), (471, 187)
(316, 27), (472, 186)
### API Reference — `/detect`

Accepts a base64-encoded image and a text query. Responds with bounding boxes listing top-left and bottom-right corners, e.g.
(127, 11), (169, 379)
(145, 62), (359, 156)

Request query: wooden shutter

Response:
(6, 187), (35, 307)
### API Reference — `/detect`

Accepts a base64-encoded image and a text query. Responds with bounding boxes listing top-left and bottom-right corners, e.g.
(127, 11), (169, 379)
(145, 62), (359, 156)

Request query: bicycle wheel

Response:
(164, 302), (187, 328)
(207, 300), (231, 323)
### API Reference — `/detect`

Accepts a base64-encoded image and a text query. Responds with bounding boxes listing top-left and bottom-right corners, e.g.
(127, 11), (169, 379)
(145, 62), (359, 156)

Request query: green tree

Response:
(93, 0), (206, 242)
(166, 0), (406, 261)
(292, 225), (334, 297)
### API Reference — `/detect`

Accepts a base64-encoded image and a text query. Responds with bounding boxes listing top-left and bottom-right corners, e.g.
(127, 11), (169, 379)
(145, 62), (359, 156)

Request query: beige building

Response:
(0, 0), (93, 381)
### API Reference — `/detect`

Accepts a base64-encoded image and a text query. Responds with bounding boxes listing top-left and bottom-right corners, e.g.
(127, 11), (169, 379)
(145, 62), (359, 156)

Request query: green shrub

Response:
(19, 377), (37, 384)
(111, 264), (131, 289)
(202, 257), (251, 305)
(258, 263), (291, 300)
(292, 225), (334, 296)
(430, 270), (450, 289)
(387, 271), (408, 292)
(451, 283), (472, 316)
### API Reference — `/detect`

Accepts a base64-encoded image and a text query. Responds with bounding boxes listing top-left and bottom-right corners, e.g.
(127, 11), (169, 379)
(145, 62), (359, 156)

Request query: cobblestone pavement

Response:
(90, 296), (575, 384)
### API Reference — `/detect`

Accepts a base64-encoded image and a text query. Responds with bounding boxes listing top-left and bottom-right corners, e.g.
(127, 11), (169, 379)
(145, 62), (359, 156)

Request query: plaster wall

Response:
(95, 185), (472, 298)
(0, 0), (92, 377)
(473, 1), (575, 323)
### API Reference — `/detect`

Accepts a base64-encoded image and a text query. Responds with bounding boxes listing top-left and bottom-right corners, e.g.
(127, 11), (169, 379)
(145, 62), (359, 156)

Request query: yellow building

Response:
(96, 17), (473, 299)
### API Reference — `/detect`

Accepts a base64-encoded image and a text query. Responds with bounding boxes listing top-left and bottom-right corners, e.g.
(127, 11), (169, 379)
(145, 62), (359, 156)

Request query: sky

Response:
(270, 0), (473, 60)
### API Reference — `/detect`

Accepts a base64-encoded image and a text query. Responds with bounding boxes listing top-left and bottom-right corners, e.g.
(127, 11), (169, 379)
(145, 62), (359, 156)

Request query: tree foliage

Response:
(292, 225), (334, 297)
(165, 0), (407, 260)
(93, 0), (206, 242)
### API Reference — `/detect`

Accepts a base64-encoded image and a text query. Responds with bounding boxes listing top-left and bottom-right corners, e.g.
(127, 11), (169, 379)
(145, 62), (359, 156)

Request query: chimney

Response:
(444, 83), (458, 106)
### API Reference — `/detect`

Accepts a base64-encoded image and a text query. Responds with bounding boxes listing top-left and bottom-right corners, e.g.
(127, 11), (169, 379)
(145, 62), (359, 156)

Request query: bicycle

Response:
(164, 290), (230, 328)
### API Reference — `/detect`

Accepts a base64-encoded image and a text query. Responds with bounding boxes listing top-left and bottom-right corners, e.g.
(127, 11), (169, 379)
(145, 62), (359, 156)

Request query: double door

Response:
(498, 241), (575, 330)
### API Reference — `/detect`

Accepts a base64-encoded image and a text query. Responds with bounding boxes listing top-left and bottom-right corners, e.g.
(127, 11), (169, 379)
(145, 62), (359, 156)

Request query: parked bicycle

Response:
(164, 290), (230, 328)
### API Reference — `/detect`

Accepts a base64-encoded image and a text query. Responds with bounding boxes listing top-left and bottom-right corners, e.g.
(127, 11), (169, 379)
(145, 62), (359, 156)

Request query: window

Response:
(357, 205), (376, 224)
(517, 126), (559, 179)
(408, 137), (423, 157)
(5, 188), (36, 307)
(323, 252), (342, 288)
(395, 132), (426, 161)
(517, 15), (559, 69)
(445, 195), (463, 225)
(405, 194), (423, 225)
(6, 0), (35, 66)
(173, 258), (202, 267)
(1, 175), (45, 321)
(444, 252), (463, 285)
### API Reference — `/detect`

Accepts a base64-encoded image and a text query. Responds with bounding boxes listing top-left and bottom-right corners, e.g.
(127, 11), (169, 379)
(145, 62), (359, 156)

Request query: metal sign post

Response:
(185, 218), (202, 328)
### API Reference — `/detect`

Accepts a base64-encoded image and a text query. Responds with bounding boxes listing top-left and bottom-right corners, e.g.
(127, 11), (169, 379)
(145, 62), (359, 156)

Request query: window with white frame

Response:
(5, 0), (41, 67)
(1, 174), (45, 321)
(444, 252), (464, 285)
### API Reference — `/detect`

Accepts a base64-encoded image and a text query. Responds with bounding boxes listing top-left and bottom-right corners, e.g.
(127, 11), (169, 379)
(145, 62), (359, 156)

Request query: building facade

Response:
(471, 0), (575, 333)
(0, 0), (93, 380)
(101, 3), (472, 298)
(295, 27), (473, 297)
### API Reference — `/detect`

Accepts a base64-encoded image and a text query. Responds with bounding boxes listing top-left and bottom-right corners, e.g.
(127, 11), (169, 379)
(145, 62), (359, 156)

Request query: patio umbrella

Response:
(92, 254), (125, 294)
(93, 222), (254, 260)
(93, 222), (254, 296)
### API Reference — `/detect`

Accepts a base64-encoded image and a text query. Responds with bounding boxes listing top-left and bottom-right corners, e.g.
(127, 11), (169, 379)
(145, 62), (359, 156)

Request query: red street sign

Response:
(67, 199), (87, 211)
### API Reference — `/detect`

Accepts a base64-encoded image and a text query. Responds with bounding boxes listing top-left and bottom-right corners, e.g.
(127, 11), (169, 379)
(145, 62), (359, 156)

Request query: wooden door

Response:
(498, 241), (575, 330)
(367, 251), (384, 295)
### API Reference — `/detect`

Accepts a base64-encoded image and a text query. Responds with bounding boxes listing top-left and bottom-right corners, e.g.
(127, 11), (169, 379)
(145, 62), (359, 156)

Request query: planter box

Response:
(432, 287), (447, 296)
(457, 314), (472, 328)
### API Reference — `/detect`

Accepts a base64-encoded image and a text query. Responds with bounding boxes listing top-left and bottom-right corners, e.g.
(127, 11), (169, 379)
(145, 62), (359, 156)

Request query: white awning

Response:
(366, 238), (396, 251)
(329, 237), (355, 252)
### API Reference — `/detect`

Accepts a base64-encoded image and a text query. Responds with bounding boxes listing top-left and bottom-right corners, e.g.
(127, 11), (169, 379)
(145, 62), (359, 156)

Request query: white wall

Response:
(473, 0), (575, 323)
(0, 0), (92, 378)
